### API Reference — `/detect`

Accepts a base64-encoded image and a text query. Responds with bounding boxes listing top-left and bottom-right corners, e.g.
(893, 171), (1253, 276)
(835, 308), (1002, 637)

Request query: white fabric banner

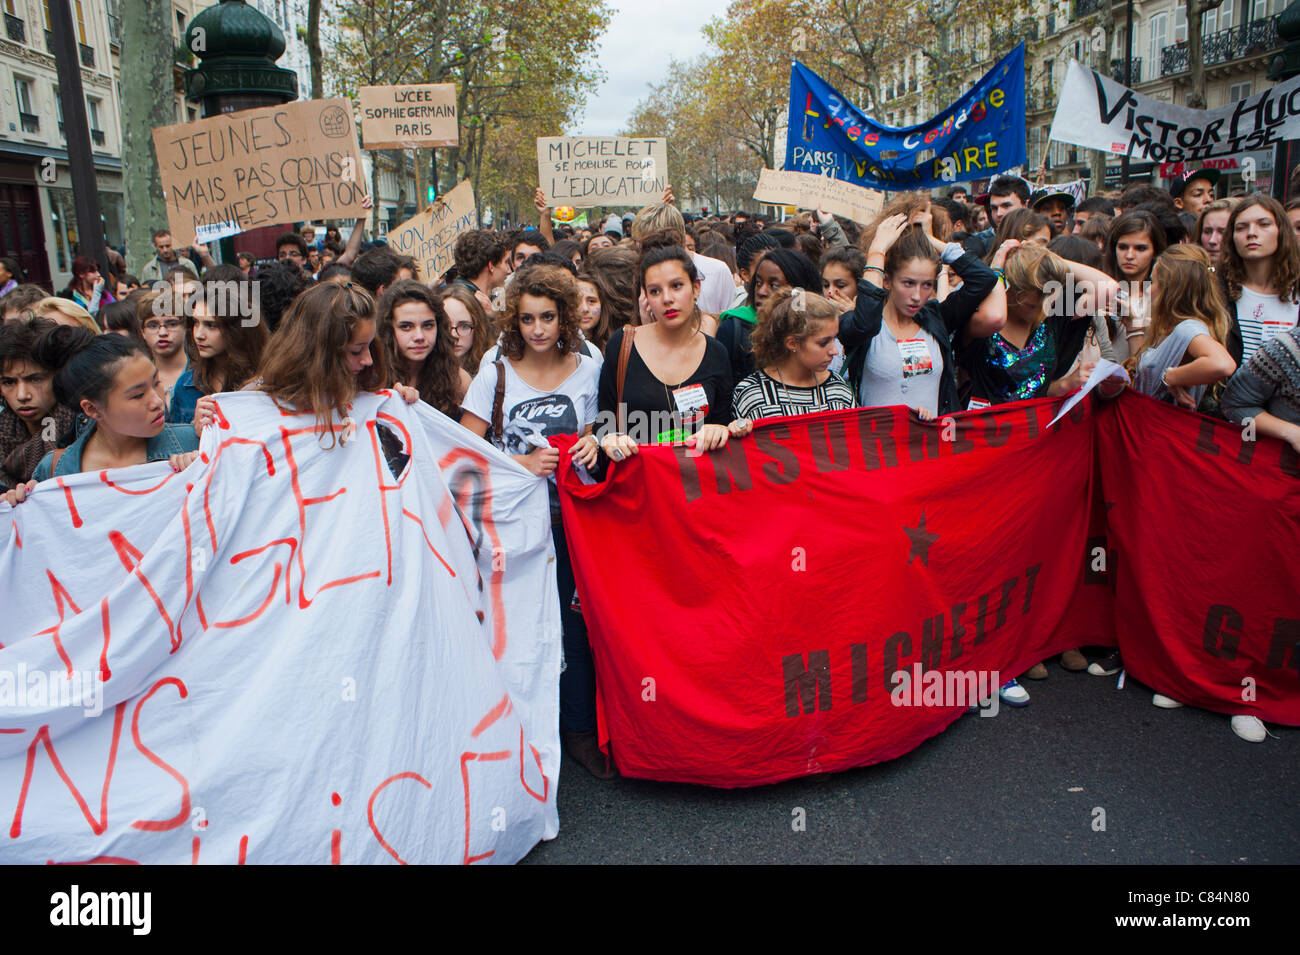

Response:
(0, 392), (561, 864)
(1050, 59), (1300, 163)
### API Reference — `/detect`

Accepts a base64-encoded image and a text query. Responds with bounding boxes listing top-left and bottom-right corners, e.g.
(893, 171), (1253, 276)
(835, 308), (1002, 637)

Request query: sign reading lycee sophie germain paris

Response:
(358, 84), (458, 149)
(537, 136), (668, 207)
(152, 98), (367, 247)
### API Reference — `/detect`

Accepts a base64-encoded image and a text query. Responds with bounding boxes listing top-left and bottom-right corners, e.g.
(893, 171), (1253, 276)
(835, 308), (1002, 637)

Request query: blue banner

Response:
(785, 45), (1027, 190)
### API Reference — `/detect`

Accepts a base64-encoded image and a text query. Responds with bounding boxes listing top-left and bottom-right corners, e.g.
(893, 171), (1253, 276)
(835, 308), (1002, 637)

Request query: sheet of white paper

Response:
(1048, 358), (1130, 427)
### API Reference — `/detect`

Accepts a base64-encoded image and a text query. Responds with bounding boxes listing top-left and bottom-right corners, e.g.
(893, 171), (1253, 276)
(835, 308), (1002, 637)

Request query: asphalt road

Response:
(522, 661), (1298, 864)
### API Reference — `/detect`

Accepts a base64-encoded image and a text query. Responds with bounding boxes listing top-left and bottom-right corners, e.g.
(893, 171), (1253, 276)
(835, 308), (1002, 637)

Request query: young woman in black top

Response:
(572, 246), (740, 467)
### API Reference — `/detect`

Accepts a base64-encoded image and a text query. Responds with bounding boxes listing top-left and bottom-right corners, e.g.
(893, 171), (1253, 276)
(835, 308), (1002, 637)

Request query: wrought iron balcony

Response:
(79, 43), (95, 68)
(91, 129), (105, 146)
(5, 13), (25, 42)
(1073, 0), (1100, 20)
(19, 112), (39, 134)
(1161, 15), (1280, 76)
(1110, 57), (1142, 84)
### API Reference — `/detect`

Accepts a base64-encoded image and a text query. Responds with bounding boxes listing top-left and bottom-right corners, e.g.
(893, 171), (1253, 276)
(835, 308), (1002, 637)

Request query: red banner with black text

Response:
(555, 391), (1299, 788)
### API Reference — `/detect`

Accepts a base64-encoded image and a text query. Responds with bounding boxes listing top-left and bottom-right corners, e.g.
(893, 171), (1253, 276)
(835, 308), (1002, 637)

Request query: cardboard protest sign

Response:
(152, 98), (367, 247)
(359, 84), (458, 149)
(0, 393), (560, 863)
(386, 179), (476, 282)
(538, 136), (668, 208)
(1051, 59), (1300, 163)
(752, 168), (884, 223)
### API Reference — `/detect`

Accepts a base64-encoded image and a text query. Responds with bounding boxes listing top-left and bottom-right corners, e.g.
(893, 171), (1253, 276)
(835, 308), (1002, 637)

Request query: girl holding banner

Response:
(1215, 195), (1300, 368)
(377, 280), (472, 421)
(1102, 211), (1167, 363)
(173, 282), (271, 430)
(460, 263), (609, 779)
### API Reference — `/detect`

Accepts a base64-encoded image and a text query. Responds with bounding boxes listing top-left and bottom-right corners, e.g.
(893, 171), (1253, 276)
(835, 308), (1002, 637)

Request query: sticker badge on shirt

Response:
(897, 338), (933, 378)
(670, 383), (709, 420)
(967, 397), (991, 411)
(1261, 314), (1294, 342)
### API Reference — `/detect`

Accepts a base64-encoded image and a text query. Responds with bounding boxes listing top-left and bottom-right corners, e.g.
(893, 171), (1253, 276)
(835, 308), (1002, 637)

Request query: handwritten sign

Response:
(152, 98), (367, 247)
(386, 179), (476, 282)
(358, 84), (458, 150)
(537, 136), (668, 208)
(752, 168), (885, 224)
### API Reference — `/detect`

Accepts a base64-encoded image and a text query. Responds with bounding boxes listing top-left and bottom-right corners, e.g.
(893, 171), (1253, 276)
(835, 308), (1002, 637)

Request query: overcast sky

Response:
(576, 0), (734, 135)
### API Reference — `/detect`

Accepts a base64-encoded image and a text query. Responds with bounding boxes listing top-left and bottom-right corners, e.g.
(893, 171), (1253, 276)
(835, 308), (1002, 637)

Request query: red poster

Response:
(555, 393), (1299, 788)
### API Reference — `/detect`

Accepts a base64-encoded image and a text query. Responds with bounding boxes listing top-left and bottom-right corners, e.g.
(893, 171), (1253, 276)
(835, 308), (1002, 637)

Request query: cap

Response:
(1169, 167), (1221, 199)
(1031, 188), (1076, 211)
(602, 214), (623, 237)
(973, 193), (992, 208)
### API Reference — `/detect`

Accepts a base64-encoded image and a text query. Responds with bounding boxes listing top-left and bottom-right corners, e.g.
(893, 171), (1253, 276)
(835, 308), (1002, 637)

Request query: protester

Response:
(0, 256), (22, 297)
(1103, 210), (1168, 363)
(257, 281), (418, 447)
(583, 246), (640, 334)
(820, 245), (866, 314)
(733, 233), (781, 308)
(452, 229), (511, 313)
(236, 252), (257, 276)
(0, 317), (75, 488)
(1, 284), (48, 323)
(842, 214), (1001, 420)
(629, 203), (735, 318)
(441, 284), (492, 376)
(1194, 199), (1235, 262)
(1216, 194), (1300, 368)
(575, 268), (612, 360)
(275, 232), (311, 272)
(136, 289), (189, 410)
(1221, 323), (1300, 453)
(510, 230), (549, 270)
(730, 291), (855, 424)
(1131, 245), (1237, 409)
(1169, 168), (1219, 215)
(253, 261), (311, 333)
(590, 245), (737, 467)
(353, 246), (416, 298)
(35, 297), (100, 334)
(1031, 189), (1074, 234)
(60, 256), (115, 319)
(1286, 198), (1300, 240)
(1071, 196), (1115, 234)
(0, 328), (199, 504)
(717, 247), (822, 385)
(98, 299), (149, 351)
(987, 208), (1053, 257)
(140, 229), (197, 282)
(172, 284), (271, 428)
(459, 263), (607, 779)
(376, 279), (471, 420)
(1079, 214), (1112, 253)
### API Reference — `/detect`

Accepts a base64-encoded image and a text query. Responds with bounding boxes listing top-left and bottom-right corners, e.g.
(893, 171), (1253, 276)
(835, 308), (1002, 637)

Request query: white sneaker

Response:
(1152, 693), (1184, 709)
(1230, 715), (1266, 742)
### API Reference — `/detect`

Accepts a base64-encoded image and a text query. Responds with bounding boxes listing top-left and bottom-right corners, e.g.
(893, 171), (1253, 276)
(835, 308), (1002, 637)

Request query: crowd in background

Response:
(3, 164), (1297, 773)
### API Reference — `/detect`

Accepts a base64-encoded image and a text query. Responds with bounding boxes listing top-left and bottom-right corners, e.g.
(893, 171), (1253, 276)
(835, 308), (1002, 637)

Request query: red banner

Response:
(555, 392), (1299, 788)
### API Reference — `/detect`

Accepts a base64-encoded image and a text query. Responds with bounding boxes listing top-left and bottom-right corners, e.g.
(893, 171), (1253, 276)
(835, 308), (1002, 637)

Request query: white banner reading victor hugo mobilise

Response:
(0, 392), (560, 864)
(1050, 59), (1300, 163)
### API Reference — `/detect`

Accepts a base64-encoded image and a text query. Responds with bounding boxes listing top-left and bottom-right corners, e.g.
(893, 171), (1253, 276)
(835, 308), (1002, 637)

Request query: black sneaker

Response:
(1087, 649), (1122, 676)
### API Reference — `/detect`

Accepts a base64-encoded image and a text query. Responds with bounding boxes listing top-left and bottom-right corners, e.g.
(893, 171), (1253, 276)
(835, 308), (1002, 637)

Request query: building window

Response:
(1203, 6), (1217, 34)
(14, 77), (32, 113)
(1220, 0), (1234, 29)
(1229, 81), (1253, 101)
(1149, 12), (1168, 65)
(1175, 5), (1187, 43)
(74, 0), (87, 42)
(176, 8), (186, 41)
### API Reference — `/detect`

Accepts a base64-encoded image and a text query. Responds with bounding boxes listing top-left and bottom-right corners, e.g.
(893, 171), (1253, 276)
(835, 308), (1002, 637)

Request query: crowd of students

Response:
(2, 165), (1296, 776)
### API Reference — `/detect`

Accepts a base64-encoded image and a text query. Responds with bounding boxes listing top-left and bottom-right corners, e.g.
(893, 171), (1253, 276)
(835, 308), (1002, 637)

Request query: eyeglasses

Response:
(451, 322), (474, 335)
(143, 319), (184, 332)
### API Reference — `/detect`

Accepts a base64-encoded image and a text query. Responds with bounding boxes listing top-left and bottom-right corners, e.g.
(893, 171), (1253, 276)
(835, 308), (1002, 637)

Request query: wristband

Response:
(865, 265), (885, 275)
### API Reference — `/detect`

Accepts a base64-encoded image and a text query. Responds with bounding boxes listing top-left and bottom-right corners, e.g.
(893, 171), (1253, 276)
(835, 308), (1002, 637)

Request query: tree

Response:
(307, 0), (323, 100)
(120, 0), (176, 266)
(1186, 0), (1227, 110)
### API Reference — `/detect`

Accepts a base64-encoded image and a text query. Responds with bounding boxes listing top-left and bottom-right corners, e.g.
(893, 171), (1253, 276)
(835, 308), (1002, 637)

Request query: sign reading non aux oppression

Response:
(752, 168), (885, 223)
(385, 179), (476, 282)
(152, 98), (367, 247)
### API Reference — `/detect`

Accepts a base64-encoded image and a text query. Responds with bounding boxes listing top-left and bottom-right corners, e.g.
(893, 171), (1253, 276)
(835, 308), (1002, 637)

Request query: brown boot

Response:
(1025, 662), (1049, 680)
(564, 731), (618, 780)
(1060, 648), (1088, 671)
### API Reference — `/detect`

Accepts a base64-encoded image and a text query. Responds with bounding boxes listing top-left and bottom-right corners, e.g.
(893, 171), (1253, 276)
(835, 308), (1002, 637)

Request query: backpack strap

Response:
(491, 359), (506, 444)
(616, 325), (636, 433)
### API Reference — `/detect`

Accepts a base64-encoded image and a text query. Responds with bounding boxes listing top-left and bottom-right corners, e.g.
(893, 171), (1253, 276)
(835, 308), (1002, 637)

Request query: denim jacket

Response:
(33, 421), (199, 482)
(170, 368), (203, 424)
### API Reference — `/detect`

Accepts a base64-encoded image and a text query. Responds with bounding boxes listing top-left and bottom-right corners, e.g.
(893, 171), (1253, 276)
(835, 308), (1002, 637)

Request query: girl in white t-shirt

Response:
(458, 262), (611, 780)
(1217, 194), (1300, 368)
